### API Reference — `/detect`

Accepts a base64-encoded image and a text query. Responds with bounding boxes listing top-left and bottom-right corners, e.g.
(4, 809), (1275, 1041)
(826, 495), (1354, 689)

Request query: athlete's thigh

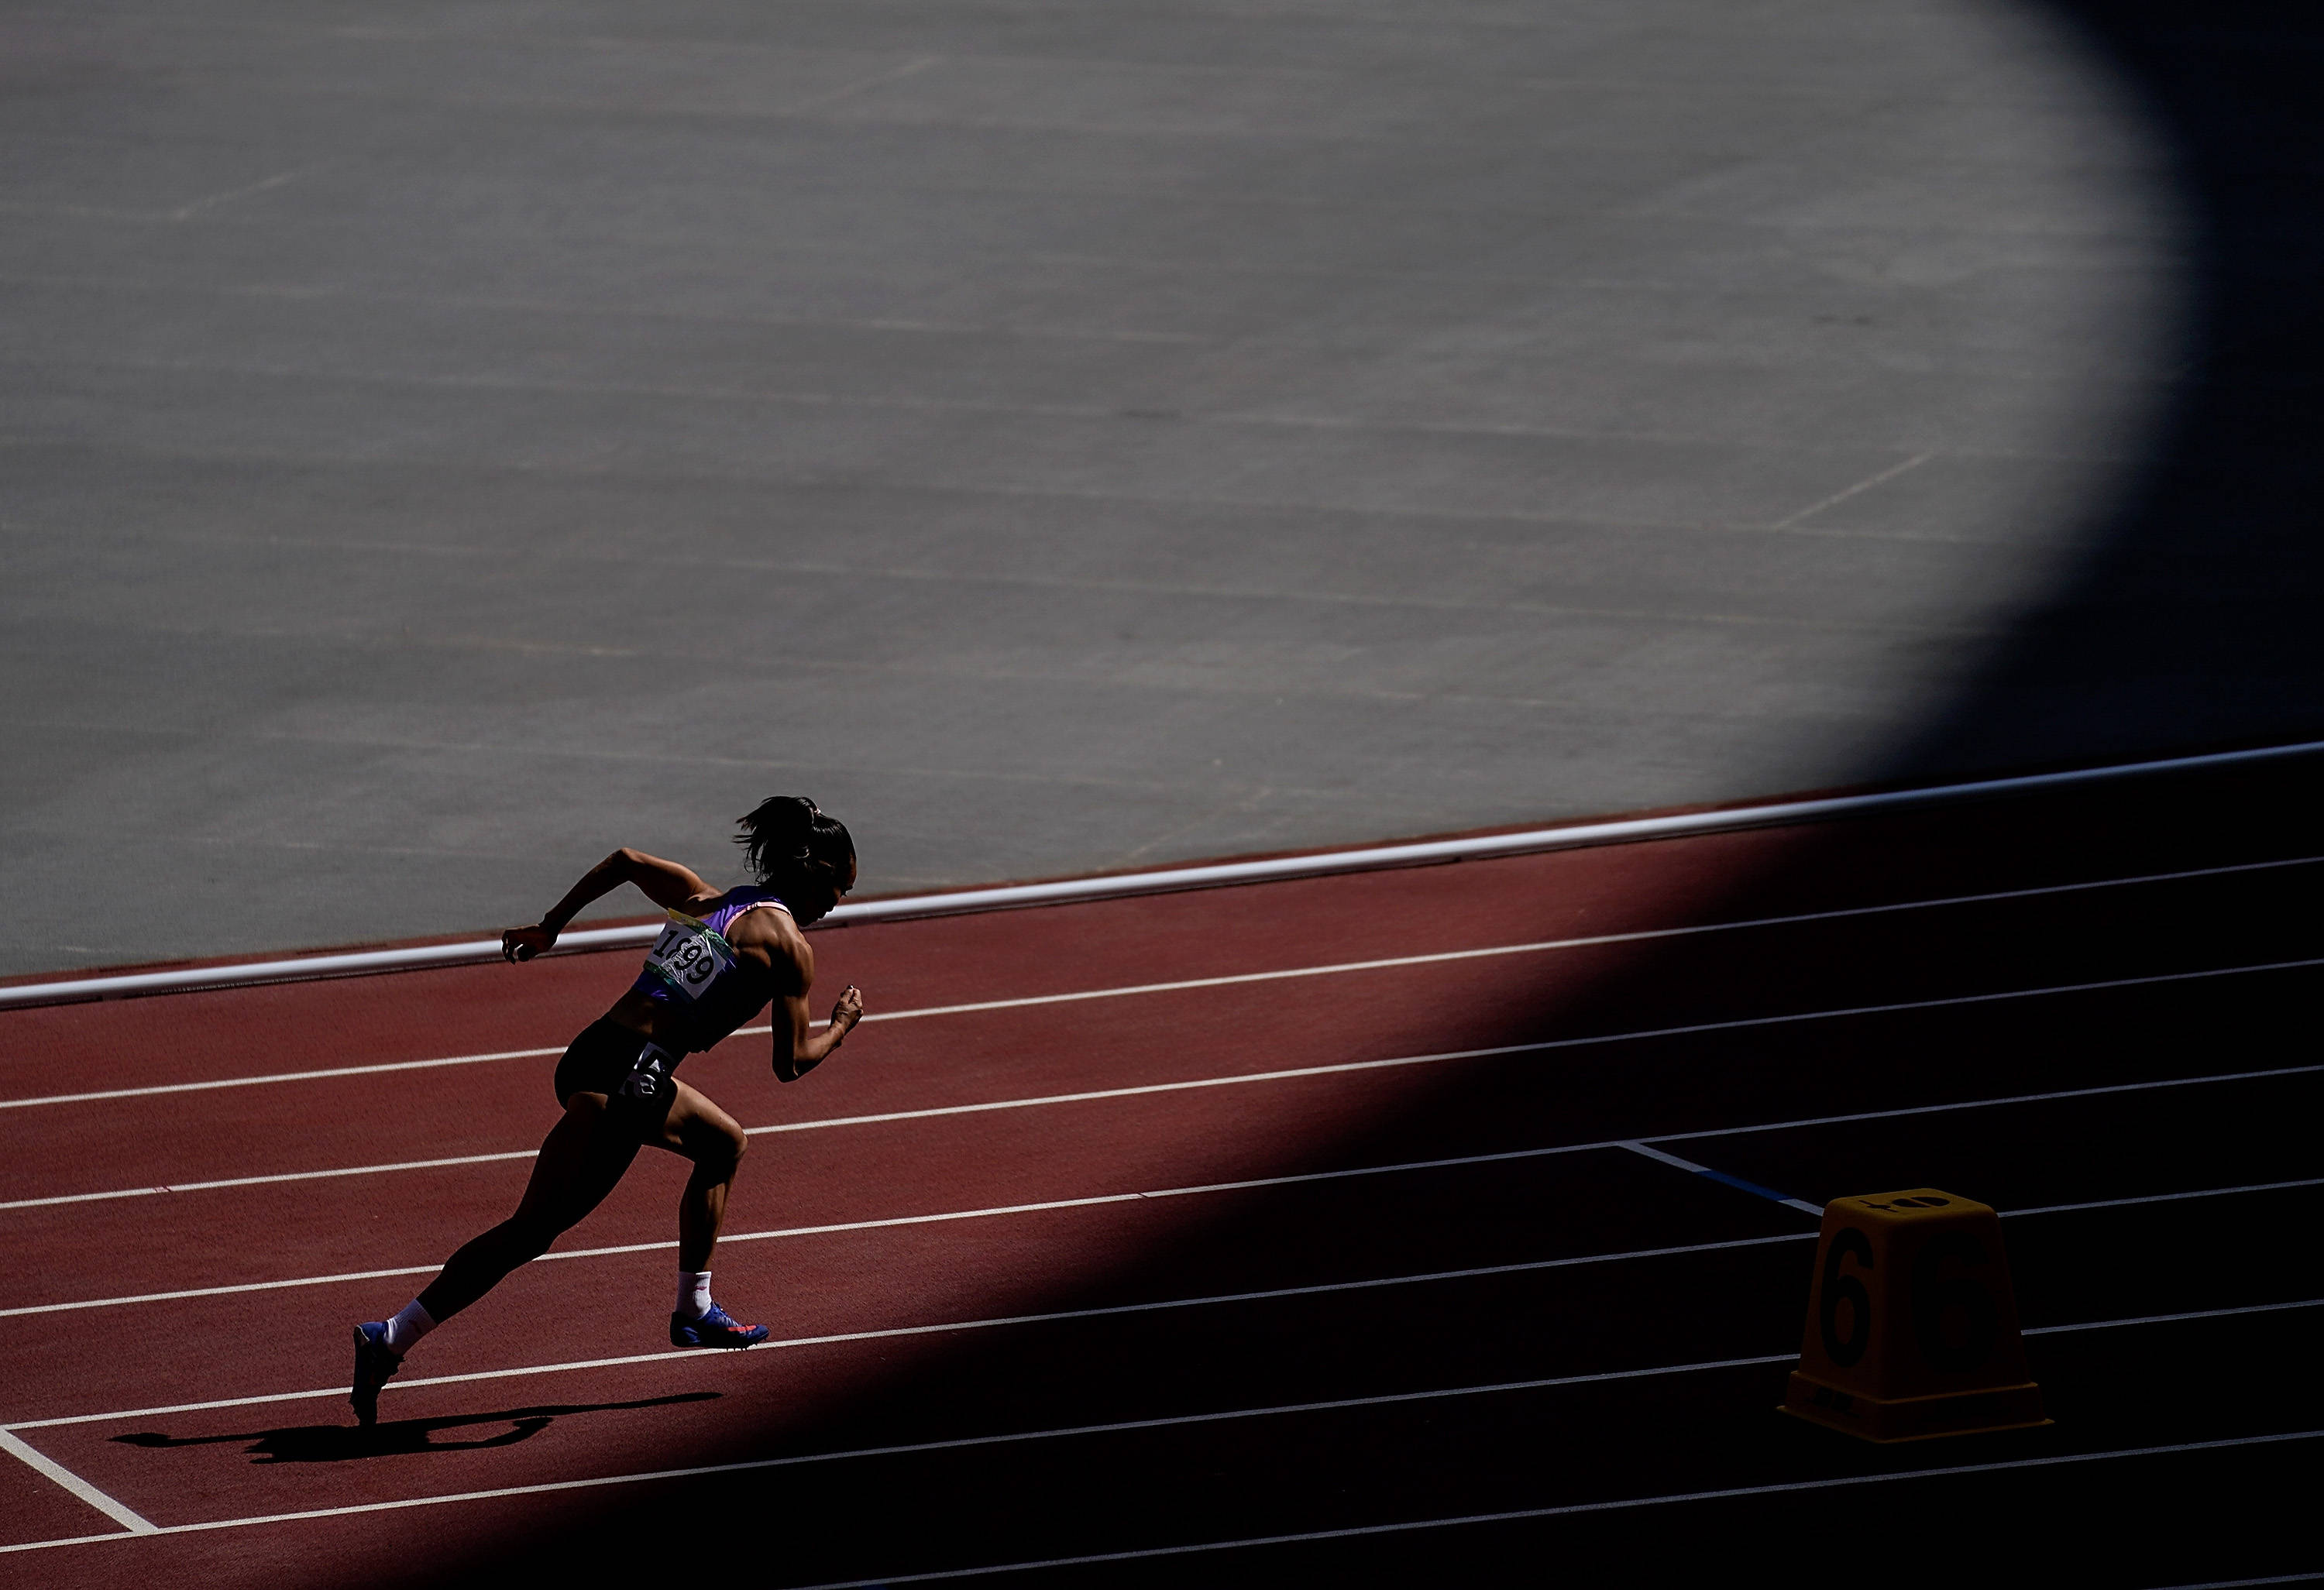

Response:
(648, 1079), (745, 1165)
(514, 1093), (643, 1229)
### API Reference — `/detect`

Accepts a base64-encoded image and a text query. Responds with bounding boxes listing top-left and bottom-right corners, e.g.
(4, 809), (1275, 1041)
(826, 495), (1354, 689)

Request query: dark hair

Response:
(735, 795), (854, 895)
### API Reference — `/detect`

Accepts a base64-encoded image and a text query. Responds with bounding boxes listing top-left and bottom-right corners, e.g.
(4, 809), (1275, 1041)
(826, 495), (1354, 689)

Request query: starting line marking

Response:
(5, 853), (2316, 1116)
(1617, 1142), (1824, 1214)
(0, 1430), (155, 1537)
(2, 1300), (2315, 1557)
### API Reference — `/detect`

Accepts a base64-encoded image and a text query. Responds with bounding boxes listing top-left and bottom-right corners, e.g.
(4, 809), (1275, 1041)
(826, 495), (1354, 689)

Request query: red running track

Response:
(4, 758), (2323, 1588)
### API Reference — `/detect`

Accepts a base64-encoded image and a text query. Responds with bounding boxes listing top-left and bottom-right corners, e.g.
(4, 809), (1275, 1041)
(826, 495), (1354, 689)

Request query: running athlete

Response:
(349, 795), (864, 1427)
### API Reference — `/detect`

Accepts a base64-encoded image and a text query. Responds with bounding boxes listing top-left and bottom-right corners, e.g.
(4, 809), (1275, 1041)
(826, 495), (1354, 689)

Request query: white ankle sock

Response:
(677, 1271), (714, 1321)
(383, 1299), (435, 1355)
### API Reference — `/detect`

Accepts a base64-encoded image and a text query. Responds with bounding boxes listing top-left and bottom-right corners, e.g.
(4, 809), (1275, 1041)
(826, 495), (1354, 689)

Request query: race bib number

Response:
(641, 913), (736, 1004)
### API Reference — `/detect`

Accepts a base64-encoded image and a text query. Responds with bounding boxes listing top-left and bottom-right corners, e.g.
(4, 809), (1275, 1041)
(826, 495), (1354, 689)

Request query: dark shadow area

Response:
(363, 4), (2324, 1584)
(111, 1391), (717, 1465)
(375, 749), (2324, 1587)
(1882, 2), (2324, 780)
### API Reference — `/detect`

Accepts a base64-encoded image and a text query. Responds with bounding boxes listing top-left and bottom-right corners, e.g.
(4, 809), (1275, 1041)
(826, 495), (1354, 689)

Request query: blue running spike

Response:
(670, 1303), (769, 1349)
(349, 1320), (401, 1427)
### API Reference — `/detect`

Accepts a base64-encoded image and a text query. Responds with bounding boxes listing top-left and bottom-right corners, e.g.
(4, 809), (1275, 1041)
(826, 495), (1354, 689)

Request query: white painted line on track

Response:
(782, 1428), (2324, 1588)
(12, 737), (2320, 1010)
(2007, 1178), (2324, 1220)
(4, 1233), (1818, 1430)
(6, 1049), (2317, 1318)
(5, 1183), (2312, 1432)
(0, 1150), (543, 1211)
(9, 950), (2323, 1217)
(0, 1044), (573, 1111)
(818, 852), (2324, 1026)
(0, 1430), (156, 1535)
(2, 1301), (2315, 1557)
(6, 853), (2316, 1114)
(2022, 1296), (2324, 1336)
(1653, 1063), (2324, 1146)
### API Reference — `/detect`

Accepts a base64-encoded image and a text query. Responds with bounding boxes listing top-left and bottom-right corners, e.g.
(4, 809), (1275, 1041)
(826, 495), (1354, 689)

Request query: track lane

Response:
(3, 1066), (2314, 1437)
(5, 851), (2316, 1204)
(9, 757), (2324, 1583)
(11, 793), (2320, 1101)
(15, 1235), (2318, 1566)
(8, 967), (2319, 1317)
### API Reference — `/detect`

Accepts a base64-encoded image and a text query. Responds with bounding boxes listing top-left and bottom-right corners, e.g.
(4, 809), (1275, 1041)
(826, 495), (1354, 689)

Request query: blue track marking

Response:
(1617, 1141), (1824, 1215)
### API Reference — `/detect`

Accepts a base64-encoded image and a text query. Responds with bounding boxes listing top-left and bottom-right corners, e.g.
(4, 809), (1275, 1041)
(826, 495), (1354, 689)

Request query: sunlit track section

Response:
(5, 1233), (1828, 1427)
(0, 1431), (153, 1537)
(5, 784), (2321, 1573)
(0, 1044), (572, 1111)
(2, 1301), (2316, 1558)
(0, 1149), (542, 1211)
(5, 964), (2319, 1214)
(5, 1052), (2314, 1315)
(9, 1204), (2311, 1432)
(6, 852), (2319, 1113)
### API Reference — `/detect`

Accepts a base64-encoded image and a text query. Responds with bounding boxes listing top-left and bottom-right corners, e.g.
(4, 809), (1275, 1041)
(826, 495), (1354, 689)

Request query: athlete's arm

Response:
(501, 848), (712, 962)
(722, 905), (864, 1080)
(778, 980), (863, 1083)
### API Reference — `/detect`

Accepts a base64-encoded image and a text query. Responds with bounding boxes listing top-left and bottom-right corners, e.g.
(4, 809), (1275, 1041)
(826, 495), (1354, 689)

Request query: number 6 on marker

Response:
(1782, 1187), (2048, 1442)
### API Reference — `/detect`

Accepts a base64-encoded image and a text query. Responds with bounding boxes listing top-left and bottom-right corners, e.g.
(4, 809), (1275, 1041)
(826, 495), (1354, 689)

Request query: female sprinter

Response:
(349, 795), (865, 1427)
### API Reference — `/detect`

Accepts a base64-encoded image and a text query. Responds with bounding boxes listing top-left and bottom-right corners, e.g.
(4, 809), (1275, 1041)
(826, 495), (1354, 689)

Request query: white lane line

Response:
(0, 1260), (453, 1317)
(1618, 1142), (1824, 1215)
(0, 1430), (156, 1535)
(788, 1430), (2324, 1588)
(0, 1044), (574, 1111)
(13, 940), (2324, 1214)
(1655, 1062), (2324, 1148)
(2010, 1178), (2324, 1220)
(8, 1046), (2319, 1319)
(2, 1302), (2313, 1558)
(820, 843), (2309, 1022)
(18, 740), (2320, 1011)
(0, 1145), (1624, 1317)
(7, 1179), (2312, 1434)
(5, 1232), (1817, 1431)
(2023, 1296), (2324, 1336)
(2007, 1176), (2324, 1221)
(8, 853), (2316, 1113)
(0, 1151), (542, 1211)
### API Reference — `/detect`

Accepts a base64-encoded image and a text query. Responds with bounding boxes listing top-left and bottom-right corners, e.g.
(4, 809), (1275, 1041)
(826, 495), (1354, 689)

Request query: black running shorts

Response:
(553, 1018), (684, 1134)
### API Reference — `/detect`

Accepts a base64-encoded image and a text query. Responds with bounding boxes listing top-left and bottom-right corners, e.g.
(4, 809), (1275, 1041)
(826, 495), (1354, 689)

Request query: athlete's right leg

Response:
(417, 1090), (641, 1321)
(352, 1094), (638, 1425)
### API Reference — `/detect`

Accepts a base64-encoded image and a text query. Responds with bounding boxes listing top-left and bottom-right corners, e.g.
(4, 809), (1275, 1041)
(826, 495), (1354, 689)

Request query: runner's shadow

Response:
(109, 1391), (720, 1464)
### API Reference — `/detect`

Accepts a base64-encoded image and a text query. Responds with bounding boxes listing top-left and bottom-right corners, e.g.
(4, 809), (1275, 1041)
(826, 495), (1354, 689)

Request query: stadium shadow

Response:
(393, 5), (2324, 1585)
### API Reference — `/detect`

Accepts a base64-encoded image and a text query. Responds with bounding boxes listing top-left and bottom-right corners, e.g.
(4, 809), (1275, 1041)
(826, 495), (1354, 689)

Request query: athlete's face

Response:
(793, 854), (856, 925)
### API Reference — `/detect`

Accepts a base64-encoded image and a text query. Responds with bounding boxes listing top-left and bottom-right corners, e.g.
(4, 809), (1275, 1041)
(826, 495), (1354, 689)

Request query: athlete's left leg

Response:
(655, 1079), (748, 1269)
(651, 1080), (765, 1347)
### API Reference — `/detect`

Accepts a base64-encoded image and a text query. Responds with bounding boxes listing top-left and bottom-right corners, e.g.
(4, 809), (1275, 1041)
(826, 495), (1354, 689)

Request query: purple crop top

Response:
(628, 886), (792, 1052)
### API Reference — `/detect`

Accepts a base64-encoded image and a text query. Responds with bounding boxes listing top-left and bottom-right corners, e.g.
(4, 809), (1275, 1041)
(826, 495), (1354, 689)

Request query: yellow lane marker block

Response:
(1780, 1188), (2051, 1442)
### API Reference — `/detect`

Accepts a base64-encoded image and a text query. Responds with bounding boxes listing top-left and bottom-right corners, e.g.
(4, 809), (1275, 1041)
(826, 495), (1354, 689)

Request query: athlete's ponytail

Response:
(735, 795), (854, 895)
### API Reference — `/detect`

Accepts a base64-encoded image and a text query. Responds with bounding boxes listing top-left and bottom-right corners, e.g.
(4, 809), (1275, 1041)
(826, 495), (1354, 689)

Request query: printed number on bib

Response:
(644, 915), (735, 1001)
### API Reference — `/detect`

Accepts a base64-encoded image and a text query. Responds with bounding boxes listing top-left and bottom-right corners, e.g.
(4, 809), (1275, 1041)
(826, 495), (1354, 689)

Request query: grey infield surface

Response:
(3, 0), (2302, 975)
